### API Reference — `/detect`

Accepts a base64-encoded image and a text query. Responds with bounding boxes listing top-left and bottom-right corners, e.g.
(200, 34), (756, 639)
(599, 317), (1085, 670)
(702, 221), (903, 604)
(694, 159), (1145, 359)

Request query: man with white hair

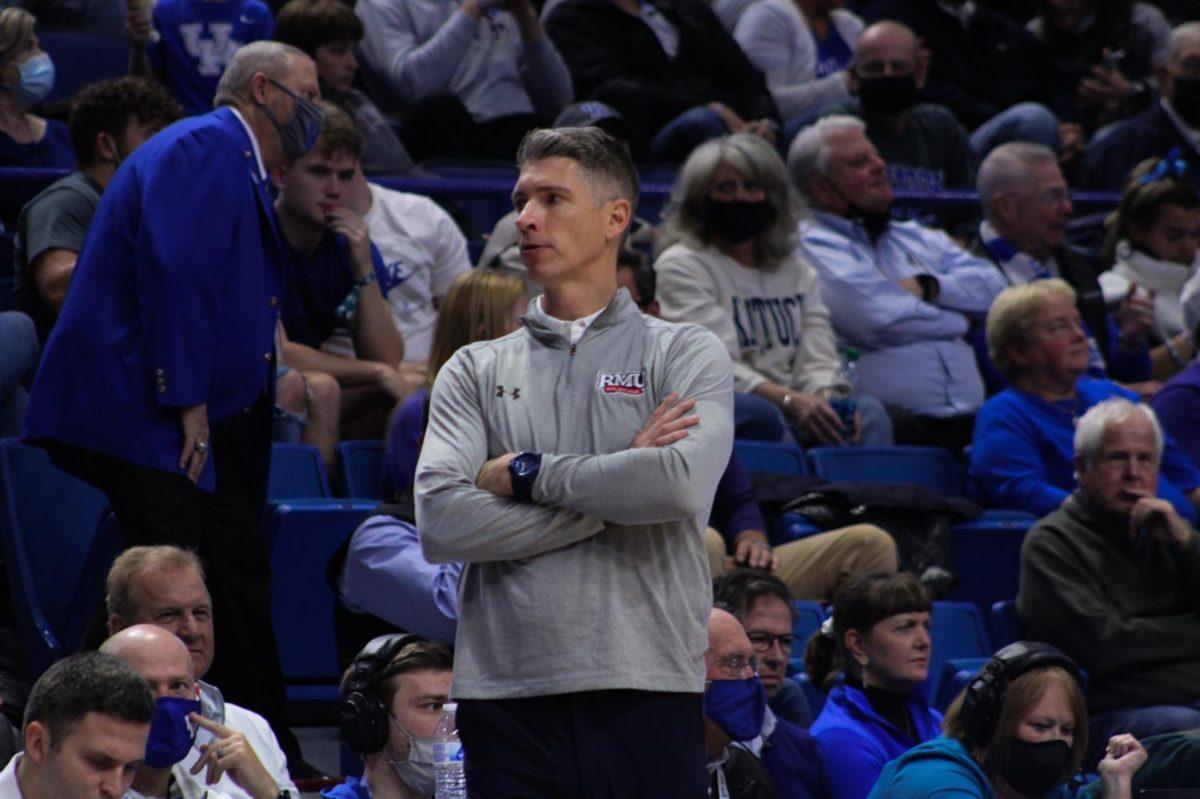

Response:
(1080, 21), (1200, 190)
(790, 115), (1005, 450)
(974, 142), (1154, 391)
(1018, 398), (1200, 768)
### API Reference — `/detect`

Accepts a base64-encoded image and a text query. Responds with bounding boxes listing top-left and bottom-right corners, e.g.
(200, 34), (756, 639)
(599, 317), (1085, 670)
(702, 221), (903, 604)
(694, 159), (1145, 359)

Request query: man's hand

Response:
(740, 119), (777, 146)
(786, 393), (845, 445)
(1059, 121), (1085, 167)
(1097, 733), (1146, 792)
(631, 392), (698, 448)
(477, 453), (517, 496)
(1129, 493), (1195, 551)
(731, 530), (778, 571)
(326, 207), (374, 280)
(179, 403), (210, 483)
(1117, 282), (1155, 347)
(372, 362), (410, 402)
(1076, 63), (1133, 109)
(188, 715), (279, 799)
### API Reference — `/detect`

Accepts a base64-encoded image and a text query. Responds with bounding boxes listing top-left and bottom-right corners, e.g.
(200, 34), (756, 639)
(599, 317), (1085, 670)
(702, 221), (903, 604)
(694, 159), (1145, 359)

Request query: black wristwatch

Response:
(508, 451), (542, 502)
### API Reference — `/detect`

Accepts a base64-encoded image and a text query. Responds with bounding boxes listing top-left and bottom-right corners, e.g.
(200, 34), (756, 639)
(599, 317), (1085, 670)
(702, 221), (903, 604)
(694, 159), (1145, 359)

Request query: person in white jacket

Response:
(655, 132), (892, 445)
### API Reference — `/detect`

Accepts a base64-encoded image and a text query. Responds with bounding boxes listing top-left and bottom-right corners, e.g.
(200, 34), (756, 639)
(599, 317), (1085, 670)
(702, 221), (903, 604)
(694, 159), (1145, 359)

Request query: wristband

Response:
(353, 270), (377, 287)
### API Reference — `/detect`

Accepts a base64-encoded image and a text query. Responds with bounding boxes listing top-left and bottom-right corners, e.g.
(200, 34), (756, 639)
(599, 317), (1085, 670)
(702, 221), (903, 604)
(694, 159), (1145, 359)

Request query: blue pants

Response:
(734, 391), (894, 446)
(1087, 701), (1200, 770)
(649, 106), (729, 162)
(969, 102), (1059, 160)
(0, 312), (38, 437)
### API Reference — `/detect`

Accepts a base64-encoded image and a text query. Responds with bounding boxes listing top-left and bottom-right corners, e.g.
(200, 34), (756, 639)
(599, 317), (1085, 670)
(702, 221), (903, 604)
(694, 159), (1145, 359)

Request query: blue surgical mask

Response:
(144, 696), (202, 769)
(704, 678), (766, 742)
(260, 78), (324, 162)
(11, 52), (54, 108)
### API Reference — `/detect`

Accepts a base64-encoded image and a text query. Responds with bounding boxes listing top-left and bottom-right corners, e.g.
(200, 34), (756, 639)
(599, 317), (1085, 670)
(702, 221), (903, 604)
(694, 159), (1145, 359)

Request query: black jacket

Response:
(1077, 101), (1200, 191)
(544, 0), (778, 154)
(862, 0), (1055, 130)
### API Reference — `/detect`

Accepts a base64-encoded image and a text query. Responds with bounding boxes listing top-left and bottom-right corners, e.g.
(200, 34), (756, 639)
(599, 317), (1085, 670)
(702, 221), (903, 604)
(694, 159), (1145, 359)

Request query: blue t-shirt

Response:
(1152, 361), (1200, 469)
(280, 233), (388, 349)
(321, 775), (370, 799)
(149, 0), (274, 115)
(0, 119), (74, 168)
(813, 23), (853, 78)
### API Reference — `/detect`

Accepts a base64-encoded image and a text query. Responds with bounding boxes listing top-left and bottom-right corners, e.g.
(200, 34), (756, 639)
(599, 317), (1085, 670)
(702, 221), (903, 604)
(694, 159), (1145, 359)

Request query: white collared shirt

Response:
(529, 295), (606, 345)
(0, 753), (23, 799)
(227, 106), (267, 181)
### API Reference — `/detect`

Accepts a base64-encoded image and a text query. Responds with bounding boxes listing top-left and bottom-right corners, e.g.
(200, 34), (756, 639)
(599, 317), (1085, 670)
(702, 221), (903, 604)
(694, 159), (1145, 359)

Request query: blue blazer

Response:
(24, 107), (282, 492)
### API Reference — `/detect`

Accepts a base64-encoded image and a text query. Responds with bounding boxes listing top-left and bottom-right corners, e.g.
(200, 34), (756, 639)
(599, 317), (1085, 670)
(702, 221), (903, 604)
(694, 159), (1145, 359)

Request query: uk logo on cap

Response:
(595, 370), (645, 395)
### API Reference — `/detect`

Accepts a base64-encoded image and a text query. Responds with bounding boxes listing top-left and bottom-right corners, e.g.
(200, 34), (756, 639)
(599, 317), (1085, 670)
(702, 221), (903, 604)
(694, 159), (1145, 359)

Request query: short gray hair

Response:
(1074, 398), (1163, 466)
(1167, 22), (1200, 69)
(106, 545), (207, 622)
(977, 142), (1059, 220)
(659, 133), (801, 266)
(516, 126), (639, 215)
(787, 115), (866, 204)
(214, 41), (307, 107)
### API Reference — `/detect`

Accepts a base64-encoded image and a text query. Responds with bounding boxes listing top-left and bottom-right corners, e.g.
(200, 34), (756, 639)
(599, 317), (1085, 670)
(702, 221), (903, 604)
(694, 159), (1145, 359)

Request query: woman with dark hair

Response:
(1098, 155), (1200, 379)
(869, 642), (1146, 798)
(804, 573), (941, 799)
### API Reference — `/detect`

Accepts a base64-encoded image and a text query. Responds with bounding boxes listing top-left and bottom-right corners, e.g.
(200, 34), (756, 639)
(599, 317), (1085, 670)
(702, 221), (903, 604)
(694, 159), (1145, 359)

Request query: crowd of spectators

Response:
(5, 0), (1200, 796)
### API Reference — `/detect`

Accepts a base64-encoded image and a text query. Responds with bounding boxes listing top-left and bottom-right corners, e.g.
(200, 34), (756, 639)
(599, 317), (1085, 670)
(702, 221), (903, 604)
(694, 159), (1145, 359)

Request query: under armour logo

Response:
(495, 385), (521, 399)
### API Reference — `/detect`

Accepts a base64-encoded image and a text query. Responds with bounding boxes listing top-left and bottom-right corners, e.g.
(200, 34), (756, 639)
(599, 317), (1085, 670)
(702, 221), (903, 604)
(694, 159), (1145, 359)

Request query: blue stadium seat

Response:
(0, 233), (13, 313)
(792, 672), (826, 719)
(945, 511), (1035, 614)
(934, 656), (989, 711)
(336, 440), (386, 500)
(808, 445), (961, 496)
(734, 440), (809, 476)
(0, 438), (112, 676)
(38, 27), (130, 107)
(788, 600), (824, 678)
(927, 601), (991, 705)
(268, 443), (331, 501)
(266, 500), (375, 702)
(990, 600), (1025, 649)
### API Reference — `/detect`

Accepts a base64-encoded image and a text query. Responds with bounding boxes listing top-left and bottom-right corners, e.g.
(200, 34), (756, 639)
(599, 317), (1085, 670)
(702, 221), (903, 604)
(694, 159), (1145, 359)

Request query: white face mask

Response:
(386, 715), (437, 797)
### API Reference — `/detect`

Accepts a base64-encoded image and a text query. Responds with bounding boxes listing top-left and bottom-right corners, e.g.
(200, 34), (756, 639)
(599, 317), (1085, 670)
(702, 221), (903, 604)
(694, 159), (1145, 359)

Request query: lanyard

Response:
(715, 766), (730, 799)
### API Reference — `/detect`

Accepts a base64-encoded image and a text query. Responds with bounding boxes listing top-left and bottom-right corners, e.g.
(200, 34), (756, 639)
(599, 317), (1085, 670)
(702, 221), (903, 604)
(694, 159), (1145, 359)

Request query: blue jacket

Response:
(868, 736), (1079, 799)
(758, 713), (829, 799)
(969, 379), (1200, 522)
(24, 107), (283, 492)
(810, 683), (942, 799)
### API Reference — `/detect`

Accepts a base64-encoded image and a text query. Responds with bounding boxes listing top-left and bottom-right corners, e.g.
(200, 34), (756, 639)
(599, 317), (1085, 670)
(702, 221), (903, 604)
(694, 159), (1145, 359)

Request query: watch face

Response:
(511, 453), (538, 477)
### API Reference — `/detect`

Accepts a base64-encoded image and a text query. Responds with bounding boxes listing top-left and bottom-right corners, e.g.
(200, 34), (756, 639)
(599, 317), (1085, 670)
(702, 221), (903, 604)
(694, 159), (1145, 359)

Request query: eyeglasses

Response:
(712, 653), (759, 679)
(747, 632), (795, 653)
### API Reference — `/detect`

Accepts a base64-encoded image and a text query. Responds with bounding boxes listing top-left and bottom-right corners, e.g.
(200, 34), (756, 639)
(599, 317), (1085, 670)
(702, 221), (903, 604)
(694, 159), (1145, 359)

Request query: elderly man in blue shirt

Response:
(789, 115), (1006, 452)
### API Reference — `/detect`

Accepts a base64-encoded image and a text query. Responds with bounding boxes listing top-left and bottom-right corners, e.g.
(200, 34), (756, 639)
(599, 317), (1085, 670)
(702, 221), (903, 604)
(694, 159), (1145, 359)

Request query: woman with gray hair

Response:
(654, 132), (892, 446)
(0, 7), (73, 168)
(968, 279), (1200, 523)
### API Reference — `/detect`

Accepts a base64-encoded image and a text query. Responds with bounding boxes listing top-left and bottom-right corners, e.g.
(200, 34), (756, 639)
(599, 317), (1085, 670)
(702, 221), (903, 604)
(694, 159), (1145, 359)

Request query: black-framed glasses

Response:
(747, 632), (795, 653)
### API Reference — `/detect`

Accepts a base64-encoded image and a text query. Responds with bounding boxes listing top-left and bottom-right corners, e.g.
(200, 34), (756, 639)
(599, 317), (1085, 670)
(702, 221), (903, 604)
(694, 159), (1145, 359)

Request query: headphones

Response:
(339, 633), (427, 755)
(959, 641), (1083, 750)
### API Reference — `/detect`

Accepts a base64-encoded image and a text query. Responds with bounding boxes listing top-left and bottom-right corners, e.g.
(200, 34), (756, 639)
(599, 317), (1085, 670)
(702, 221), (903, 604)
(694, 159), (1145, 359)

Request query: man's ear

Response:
(270, 166), (287, 191)
(1156, 64), (1173, 99)
(847, 66), (860, 95)
(605, 198), (632, 243)
(107, 613), (126, 636)
(95, 131), (120, 164)
(915, 47), (931, 90)
(25, 721), (49, 765)
(248, 71), (271, 107)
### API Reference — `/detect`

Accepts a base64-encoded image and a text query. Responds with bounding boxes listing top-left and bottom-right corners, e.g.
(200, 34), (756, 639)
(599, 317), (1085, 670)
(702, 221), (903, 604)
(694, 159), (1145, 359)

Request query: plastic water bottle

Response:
(828, 348), (859, 445)
(433, 702), (466, 799)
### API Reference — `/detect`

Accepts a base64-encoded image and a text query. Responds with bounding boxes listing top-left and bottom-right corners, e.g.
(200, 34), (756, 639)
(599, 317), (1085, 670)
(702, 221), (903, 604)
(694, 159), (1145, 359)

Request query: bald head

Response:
(102, 625), (196, 700)
(854, 21), (919, 67)
(707, 608), (752, 663)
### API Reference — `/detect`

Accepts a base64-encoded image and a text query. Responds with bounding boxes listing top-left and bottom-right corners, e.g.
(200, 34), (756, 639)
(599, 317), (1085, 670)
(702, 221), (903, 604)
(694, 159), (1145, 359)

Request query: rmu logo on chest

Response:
(595, 370), (646, 395)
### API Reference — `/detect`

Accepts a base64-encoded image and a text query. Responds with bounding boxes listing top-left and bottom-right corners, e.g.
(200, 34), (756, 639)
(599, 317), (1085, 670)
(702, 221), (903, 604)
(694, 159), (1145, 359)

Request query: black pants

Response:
(47, 395), (302, 767)
(400, 93), (543, 162)
(457, 690), (708, 799)
(888, 407), (977, 456)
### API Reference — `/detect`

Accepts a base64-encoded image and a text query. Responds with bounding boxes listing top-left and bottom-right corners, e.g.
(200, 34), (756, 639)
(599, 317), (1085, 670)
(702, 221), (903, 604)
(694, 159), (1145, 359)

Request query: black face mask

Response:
(856, 73), (920, 116)
(1173, 77), (1200, 129)
(704, 198), (776, 245)
(1002, 739), (1073, 796)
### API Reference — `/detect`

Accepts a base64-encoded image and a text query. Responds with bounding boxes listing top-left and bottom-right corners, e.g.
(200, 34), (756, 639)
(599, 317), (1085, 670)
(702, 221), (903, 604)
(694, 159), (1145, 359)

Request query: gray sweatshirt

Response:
(415, 289), (734, 699)
(356, 0), (573, 122)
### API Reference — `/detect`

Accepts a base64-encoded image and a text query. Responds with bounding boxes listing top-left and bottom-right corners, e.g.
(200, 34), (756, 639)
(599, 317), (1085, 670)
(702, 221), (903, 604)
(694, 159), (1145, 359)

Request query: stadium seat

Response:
(792, 672), (826, 719)
(808, 445), (960, 496)
(267, 443), (331, 501)
(336, 440), (387, 500)
(0, 233), (14, 313)
(788, 600), (824, 678)
(734, 440), (809, 476)
(266, 500), (375, 703)
(945, 511), (1036, 614)
(38, 27), (130, 107)
(990, 600), (1025, 649)
(934, 656), (989, 711)
(0, 438), (111, 676)
(927, 601), (991, 704)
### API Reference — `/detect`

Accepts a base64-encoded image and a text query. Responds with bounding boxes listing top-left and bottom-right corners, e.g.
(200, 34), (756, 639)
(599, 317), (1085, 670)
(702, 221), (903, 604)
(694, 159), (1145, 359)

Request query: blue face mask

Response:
(11, 52), (54, 108)
(144, 696), (202, 769)
(704, 678), (766, 742)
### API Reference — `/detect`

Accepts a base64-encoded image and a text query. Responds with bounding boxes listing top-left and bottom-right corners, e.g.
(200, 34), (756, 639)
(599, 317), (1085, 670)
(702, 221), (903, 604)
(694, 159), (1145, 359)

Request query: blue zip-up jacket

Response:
(810, 683), (942, 799)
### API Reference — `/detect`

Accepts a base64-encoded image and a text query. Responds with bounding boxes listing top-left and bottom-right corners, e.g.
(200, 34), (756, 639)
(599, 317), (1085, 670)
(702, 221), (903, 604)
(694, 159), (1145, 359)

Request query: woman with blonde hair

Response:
(869, 642), (1146, 798)
(0, 7), (73, 167)
(654, 132), (891, 446)
(385, 269), (526, 491)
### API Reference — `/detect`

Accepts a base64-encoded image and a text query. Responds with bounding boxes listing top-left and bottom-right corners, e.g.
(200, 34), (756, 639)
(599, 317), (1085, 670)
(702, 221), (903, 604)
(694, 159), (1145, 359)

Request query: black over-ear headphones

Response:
(339, 633), (426, 755)
(959, 641), (1083, 750)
